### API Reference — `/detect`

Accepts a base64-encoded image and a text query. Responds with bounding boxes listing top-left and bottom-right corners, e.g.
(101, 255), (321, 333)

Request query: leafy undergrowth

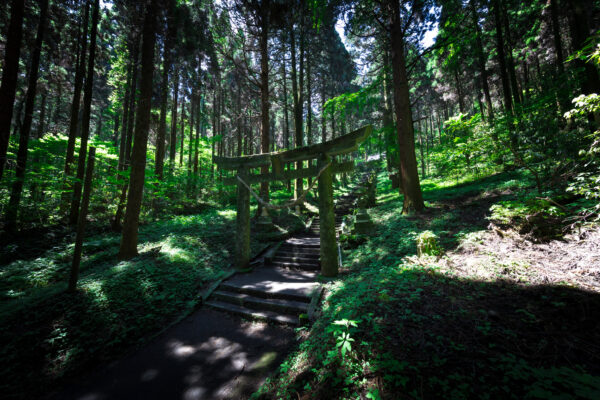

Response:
(0, 206), (271, 400)
(254, 169), (600, 399)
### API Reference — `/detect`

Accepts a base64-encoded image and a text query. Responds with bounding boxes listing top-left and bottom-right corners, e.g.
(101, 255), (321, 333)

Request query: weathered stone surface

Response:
(236, 167), (250, 269)
(353, 208), (374, 235)
(318, 154), (338, 277)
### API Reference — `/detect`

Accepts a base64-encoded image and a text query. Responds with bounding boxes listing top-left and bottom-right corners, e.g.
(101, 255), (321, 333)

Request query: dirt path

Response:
(49, 309), (294, 400)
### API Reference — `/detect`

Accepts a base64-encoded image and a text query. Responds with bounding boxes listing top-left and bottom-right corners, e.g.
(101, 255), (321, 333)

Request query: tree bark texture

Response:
(0, 0), (25, 179)
(119, 0), (158, 259)
(5, 0), (49, 232)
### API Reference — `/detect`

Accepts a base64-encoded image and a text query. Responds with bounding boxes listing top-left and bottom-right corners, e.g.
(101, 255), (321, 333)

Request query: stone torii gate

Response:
(214, 125), (372, 277)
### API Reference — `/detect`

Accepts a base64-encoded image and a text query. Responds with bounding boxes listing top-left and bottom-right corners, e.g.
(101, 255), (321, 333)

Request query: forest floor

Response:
(255, 167), (600, 400)
(0, 200), (307, 400)
(2, 167), (599, 400)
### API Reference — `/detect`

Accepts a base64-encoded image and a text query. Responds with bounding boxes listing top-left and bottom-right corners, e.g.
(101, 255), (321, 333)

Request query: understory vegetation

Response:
(254, 167), (600, 400)
(2, 0), (600, 398)
(0, 194), (307, 399)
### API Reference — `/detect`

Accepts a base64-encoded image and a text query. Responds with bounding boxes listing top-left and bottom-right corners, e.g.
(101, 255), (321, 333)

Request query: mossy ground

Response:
(254, 166), (600, 400)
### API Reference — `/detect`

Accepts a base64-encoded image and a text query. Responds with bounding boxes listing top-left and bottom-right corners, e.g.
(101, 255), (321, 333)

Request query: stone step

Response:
(219, 268), (318, 303)
(277, 249), (320, 258)
(211, 290), (309, 315)
(280, 242), (321, 250)
(271, 261), (320, 271)
(273, 255), (320, 264)
(205, 300), (299, 326)
(285, 241), (320, 248)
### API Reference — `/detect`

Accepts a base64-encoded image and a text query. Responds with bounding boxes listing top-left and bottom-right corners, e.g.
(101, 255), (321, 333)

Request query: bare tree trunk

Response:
(389, 0), (424, 214)
(119, 0), (158, 260)
(0, 0), (25, 179)
(237, 84), (242, 156)
(494, 0), (513, 113)
(36, 92), (47, 139)
(567, 0), (600, 95)
(60, 3), (89, 214)
(169, 67), (179, 172)
(259, 0), (270, 210)
(549, 0), (565, 75)
(155, 0), (175, 181)
(68, 147), (95, 292)
(112, 41), (140, 231)
(291, 22), (305, 200)
(179, 95), (185, 166)
(502, 2), (522, 105)
(320, 75), (327, 143)
(188, 96), (195, 176)
(454, 69), (465, 114)
(5, 0), (49, 232)
(194, 93), (201, 175)
(470, 0), (494, 120)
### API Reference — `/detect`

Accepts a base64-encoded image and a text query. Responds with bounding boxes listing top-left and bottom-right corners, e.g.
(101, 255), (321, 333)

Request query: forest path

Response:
(50, 183), (363, 400)
(50, 308), (295, 400)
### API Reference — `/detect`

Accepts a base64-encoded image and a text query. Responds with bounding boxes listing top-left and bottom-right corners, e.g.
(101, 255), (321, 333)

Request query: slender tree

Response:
(5, 0), (50, 232)
(61, 1), (90, 213)
(155, 0), (176, 180)
(69, 0), (101, 225)
(119, 0), (158, 259)
(0, 0), (26, 179)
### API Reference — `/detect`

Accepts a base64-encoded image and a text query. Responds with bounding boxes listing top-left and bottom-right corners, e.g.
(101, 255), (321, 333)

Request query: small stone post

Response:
(318, 153), (338, 277)
(236, 167), (250, 269)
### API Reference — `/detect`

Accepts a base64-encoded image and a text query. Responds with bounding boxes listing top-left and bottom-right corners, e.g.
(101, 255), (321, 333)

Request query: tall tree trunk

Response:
(169, 67), (179, 171)
(382, 54), (398, 173)
(5, 0), (49, 232)
(388, 0), (424, 214)
(470, 0), (494, 120)
(236, 85), (242, 156)
(155, 0), (175, 181)
(36, 92), (47, 138)
(454, 69), (465, 114)
(117, 60), (132, 173)
(320, 75), (327, 143)
(567, 0), (600, 95)
(0, 0), (25, 179)
(69, 0), (100, 225)
(502, 2), (521, 105)
(112, 113), (120, 146)
(188, 96), (194, 174)
(494, 0), (513, 113)
(306, 49), (312, 146)
(259, 0), (270, 209)
(549, 0), (565, 75)
(282, 41), (290, 149)
(194, 93), (201, 175)
(179, 95), (185, 166)
(112, 42), (139, 231)
(119, 0), (158, 259)
(291, 22), (305, 200)
(282, 37), (292, 191)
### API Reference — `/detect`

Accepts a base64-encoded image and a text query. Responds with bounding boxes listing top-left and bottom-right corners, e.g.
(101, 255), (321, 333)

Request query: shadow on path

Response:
(50, 309), (294, 400)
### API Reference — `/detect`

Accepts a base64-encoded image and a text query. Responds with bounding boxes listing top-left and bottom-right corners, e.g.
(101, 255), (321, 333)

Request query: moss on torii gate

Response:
(214, 125), (372, 277)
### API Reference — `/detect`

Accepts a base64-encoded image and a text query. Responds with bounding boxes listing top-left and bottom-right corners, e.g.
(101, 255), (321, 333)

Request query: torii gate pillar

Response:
(318, 154), (338, 276)
(235, 167), (250, 269)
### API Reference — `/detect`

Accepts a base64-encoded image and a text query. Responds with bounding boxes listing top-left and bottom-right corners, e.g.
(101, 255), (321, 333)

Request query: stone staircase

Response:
(205, 184), (363, 326)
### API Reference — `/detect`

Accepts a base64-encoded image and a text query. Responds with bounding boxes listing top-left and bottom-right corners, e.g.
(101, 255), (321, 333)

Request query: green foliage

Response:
(563, 94), (600, 220)
(416, 230), (443, 257)
(330, 319), (358, 358)
(0, 207), (268, 398)
(256, 168), (599, 399)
